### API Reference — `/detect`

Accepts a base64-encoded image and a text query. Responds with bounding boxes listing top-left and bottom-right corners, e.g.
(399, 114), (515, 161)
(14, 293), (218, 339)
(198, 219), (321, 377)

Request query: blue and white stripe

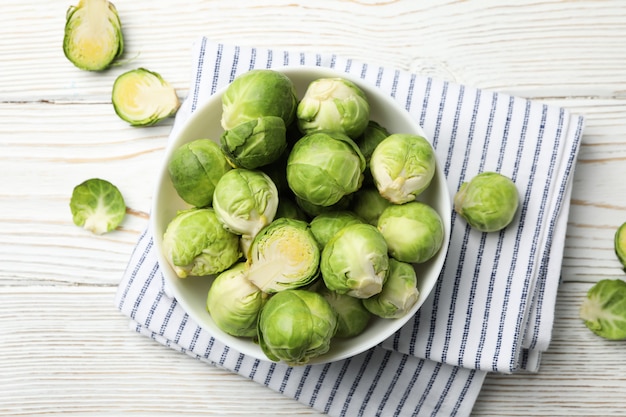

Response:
(115, 38), (584, 416)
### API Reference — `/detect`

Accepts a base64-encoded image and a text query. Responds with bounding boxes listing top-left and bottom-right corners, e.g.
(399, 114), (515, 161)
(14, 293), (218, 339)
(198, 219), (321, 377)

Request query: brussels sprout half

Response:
(247, 218), (320, 293)
(63, 0), (123, 71)
(206, 262), (267, 338)
(579, 279), (626, 340)
(70, 178), (126, 235)
(257, 289), (338, 365)
(454, 171), (519, 233)
(112, 68), (180, 126)
(162, 208), (241, 278)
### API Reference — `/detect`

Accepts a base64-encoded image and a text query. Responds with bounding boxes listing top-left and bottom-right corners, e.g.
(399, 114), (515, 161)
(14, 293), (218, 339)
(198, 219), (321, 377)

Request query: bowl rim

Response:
(150, 65), (452, 365)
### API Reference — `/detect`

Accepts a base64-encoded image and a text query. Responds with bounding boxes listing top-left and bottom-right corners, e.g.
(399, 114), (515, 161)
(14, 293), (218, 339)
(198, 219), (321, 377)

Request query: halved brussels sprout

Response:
(579, 279), (626, 340)
(112, 68), (180, 126)
(167, 139), (232, 208)
(314, 283), (371, 338)
(297, 77), (370, 139)
(309, 211), (363, 249)
(321, 223), (389, 299)
(63, 0), (123, 71)
(221, 69), (298, 131)
(162, 208), (241, 278)
(257, 289), (337, 365)
(454, 171), (519, 232)
(246, 218), (320, 293)
(377, 201), (444, 264)
(287, 130), (365, 207)
(362, 259), (419, 319)
(220, 116), (287, 169)
(206, 262), (267, 338)
(69, 178), (125, 235)
(212, 168), (279, 254)
(370, 133), (437, 204)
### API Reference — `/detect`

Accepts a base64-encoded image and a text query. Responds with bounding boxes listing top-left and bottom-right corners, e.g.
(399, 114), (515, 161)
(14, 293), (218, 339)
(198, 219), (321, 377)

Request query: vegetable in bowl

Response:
(151, 66), (451, 366)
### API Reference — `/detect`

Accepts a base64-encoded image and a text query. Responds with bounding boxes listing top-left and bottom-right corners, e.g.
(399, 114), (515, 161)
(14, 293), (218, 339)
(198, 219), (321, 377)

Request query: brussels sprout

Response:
(206, 262), (267, 337)
(274, 197), (308, 221)
(212, 169), (279, 253)
(321, 223), (389, 299)
(377, 201), (444, 264)
(162, 208), (241, 278)
(247, 218), (320, 293)
(112, 68), (180, 126)
(69, 178), (125, 235)
(297, 77), (370, 139)
(614, 222), (626, 270)
(287, 131), (365, 207)
(221, 69), (298, 131)
(355, 120), (391, 186)
(309, 211), (363, 249)
(220, 116), (287, 169)
(351, 187), (391, 226)
(295, 195), (353, 218)
(167, 139), (232, 207)
(63, 0), (123, 71)
(314, 284), (371, 338)
(579, 279), (626, 340)
(370, 133), (437, 204)
(362, 259), (419, 319)
(257, 289), (337, 365)
(454, 171), (519, 232)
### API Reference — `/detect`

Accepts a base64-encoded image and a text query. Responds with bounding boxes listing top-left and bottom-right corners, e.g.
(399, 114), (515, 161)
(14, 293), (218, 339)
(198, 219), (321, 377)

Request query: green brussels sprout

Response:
(220, 116), (287, 169)
(274, 197), (308, 221)
(112, 68), (180, 127)
(295, 194), (353, 218)
(212, 169), (279, 253)
(614, 222), (626, 270)
(69, 178), (125, 235)
(314, 284), (371, 338)
(297, 77), (370, 139)
(257, 289), (338, 365)
(377, 201), (444, 264)
(362, 259), (419, 319)
(351, 187), (391, 226)
(206, 262), (267, 337)
(162, 208), (241, 278)
(579, 279), (626, 340)
(370, 133), (437, 204)
(309, 211), (363, 249)
(287, 131), (365, 207)
(355, 120), (391, 186)
(167, 139), (232, 207)
(321, 223), (389, 299)
(247, 218), (320, 293)
(454, 171), (519, 232)
(221, 69), (298, 131)
(63, 0), (123, 71)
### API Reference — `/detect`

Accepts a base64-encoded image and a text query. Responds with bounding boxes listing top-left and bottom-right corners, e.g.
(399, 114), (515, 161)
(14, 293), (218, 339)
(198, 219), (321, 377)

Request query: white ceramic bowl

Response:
(151, 66), (451, 365)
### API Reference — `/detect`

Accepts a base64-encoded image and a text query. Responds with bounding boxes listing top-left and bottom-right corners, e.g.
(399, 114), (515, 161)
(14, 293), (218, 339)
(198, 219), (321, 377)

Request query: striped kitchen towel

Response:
(115, 38), (584, 416)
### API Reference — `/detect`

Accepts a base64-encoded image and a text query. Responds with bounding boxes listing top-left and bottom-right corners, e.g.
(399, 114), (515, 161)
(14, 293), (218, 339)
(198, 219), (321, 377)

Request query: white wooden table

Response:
(2, 1), (625, 415)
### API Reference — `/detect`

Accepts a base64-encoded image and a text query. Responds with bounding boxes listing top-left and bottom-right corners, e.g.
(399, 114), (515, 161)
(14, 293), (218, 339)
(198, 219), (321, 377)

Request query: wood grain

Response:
(1, 0), (626, 415)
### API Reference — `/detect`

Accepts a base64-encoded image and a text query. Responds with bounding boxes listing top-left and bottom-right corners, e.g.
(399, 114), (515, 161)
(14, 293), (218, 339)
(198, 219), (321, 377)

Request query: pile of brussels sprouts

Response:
(162, 69), (446, 365)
